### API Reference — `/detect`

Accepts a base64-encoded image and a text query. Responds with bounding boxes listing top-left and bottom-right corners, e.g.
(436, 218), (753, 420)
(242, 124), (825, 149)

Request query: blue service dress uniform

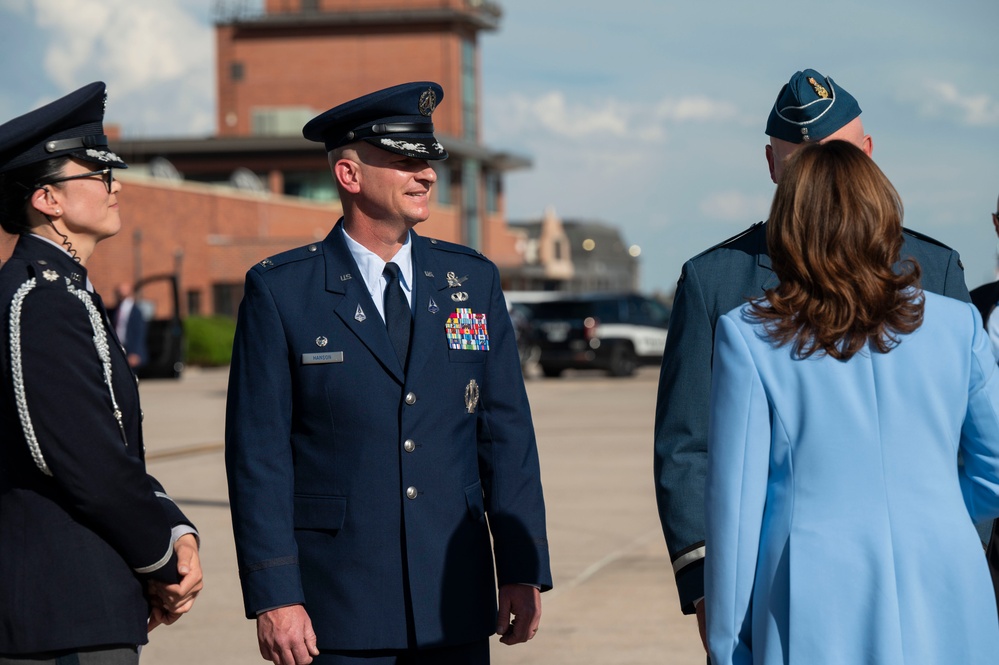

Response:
(706, 293), (999, 664)
(225, 220), (552, 651)
(653, 221), (971, 613)
(0, 235), (193, 655)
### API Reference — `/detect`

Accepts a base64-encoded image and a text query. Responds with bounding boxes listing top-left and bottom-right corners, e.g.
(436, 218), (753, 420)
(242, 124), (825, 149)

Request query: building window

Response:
(230, 62), (244, 82)
(461, 37), (477, 141)
(435, 164), (451, 205)
(484, 170), (499, 213)
(187, 289), (202, 316)
(213, 283), (244, 318)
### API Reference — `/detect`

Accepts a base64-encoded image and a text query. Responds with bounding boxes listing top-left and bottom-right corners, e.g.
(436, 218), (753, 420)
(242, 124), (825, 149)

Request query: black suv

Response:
(521, 294), (670, 378)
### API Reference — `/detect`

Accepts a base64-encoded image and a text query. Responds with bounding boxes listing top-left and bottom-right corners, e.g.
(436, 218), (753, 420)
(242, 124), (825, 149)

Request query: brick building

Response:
(24, 0), (529, 321)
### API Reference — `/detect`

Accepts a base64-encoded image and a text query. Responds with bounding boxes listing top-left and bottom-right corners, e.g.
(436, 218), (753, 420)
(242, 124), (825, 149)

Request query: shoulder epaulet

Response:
(26, 259), (84, 290)
(424, 237), (490, 262)
(902, 226), (954, 251)
(254, 241), (324, 272)
(689, 221), (765, 261)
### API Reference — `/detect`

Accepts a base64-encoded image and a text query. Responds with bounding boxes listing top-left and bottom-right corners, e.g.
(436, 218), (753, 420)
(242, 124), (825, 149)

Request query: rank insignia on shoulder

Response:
(42, 269), (59, 282)
(446, 308), (489, 351)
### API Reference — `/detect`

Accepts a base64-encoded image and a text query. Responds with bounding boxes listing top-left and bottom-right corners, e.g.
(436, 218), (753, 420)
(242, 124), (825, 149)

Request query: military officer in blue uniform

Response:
(225, 82), (552, 665)
(653, 68), (971, 654)
(0, 83), (202, 663)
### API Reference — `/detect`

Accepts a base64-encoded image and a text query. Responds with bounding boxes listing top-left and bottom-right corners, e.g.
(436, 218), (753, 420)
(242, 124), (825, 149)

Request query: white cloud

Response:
(33, 0), (209, 92)
(493, 91), (742, 143)
(698, 190), (771, 222)
(920, 80), (999, 127)
(654, 96), (739, 123)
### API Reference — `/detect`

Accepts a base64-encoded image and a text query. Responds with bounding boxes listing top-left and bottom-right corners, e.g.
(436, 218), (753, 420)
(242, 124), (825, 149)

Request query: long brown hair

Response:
(749, 140), (924, 360)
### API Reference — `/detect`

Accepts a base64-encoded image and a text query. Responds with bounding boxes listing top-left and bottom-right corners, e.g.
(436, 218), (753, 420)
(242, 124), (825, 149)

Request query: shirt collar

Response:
(341, 225), (414, 298)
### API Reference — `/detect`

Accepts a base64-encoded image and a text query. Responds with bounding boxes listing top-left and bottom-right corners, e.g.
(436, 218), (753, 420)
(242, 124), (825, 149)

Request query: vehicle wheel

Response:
(541, 365), (564, 378)
(608, 344), (637, 377)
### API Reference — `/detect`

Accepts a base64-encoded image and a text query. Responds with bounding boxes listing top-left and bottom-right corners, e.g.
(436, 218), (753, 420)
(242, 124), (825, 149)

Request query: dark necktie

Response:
(383, 262), (411, 367)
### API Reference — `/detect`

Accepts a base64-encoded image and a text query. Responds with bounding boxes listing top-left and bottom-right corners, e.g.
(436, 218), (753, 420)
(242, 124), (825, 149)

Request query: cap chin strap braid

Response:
(344, 122), (434, 142)
(44, 134), (109, 154)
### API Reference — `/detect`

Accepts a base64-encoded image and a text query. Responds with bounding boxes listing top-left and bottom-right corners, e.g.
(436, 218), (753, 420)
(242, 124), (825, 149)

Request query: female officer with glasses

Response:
(0, 82), (201, 664)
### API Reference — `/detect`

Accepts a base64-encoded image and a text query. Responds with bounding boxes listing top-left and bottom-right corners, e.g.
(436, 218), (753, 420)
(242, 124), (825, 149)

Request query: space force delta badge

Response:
(446, 308), (489, 351)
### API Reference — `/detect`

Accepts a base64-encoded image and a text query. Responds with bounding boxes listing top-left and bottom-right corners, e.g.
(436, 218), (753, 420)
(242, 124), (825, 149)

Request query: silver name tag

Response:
(302, 352), (344, 365)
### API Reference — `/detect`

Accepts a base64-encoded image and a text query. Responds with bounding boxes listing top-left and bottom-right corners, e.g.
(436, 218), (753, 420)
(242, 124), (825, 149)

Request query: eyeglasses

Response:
(37, 168), (114, 194)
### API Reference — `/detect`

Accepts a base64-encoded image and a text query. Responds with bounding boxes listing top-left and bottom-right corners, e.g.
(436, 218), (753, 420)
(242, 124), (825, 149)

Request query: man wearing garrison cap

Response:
(225, 82), (551, 665)
(652, 68), (971, 656)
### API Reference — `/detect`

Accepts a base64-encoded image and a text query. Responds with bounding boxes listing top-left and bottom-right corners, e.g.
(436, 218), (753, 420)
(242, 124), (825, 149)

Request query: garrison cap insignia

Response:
(446, 308), (490, 351)
(428, 297), (440, 314)
(316, 336), (328, 347)
(808, 77), (829, 99)
(354, 304), (366, 322)
(42, 269), (58, 281)
(419, 87), (438, 117)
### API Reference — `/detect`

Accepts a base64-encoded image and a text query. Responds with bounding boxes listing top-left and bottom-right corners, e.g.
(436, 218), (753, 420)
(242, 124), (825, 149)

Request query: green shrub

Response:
(184, 315), (237, 366)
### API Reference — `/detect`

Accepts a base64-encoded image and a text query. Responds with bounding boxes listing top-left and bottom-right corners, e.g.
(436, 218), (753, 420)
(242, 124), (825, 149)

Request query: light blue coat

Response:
(706, 291), (999, 665)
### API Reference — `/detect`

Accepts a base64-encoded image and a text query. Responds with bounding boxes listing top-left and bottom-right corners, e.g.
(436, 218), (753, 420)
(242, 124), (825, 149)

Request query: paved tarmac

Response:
(138, 366), (705, 664)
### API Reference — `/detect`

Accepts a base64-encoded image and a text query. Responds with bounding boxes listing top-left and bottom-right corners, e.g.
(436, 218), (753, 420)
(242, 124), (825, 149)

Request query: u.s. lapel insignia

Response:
(354, 304), (366, 322)
(428, 297), (440, 314)
(424, 270), (434, 278)
(42, 269), (59, 282)
(340, 273), (352, 282)
(446, 271), (468, 288)
(451, 291), (468, 302)
(464, 379), (480, 414)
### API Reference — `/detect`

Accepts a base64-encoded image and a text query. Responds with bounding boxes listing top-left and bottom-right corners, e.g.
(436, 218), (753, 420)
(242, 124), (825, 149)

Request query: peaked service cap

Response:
(303, 81), (448, 160)
(0, 81), (127, 174)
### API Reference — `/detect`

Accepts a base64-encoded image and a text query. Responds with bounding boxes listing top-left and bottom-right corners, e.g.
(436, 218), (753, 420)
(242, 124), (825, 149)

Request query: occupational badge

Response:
(354, 305), (366, 322)
(316, 336), (328, 347)
(464, 379), (480, 414)
(446, 308), (489, 351)
(451, 291), (469, 302)
(446, 271), (468, 288)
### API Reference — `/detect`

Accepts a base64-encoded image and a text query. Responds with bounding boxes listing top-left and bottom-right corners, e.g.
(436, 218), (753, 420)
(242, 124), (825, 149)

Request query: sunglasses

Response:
(37, 168), (115, 194)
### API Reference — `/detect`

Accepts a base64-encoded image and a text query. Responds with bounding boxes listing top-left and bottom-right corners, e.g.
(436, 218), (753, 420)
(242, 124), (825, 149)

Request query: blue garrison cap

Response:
(0, 82), (127, 174)
(765, 69), (862, 144)
(303, 82), (448, 160)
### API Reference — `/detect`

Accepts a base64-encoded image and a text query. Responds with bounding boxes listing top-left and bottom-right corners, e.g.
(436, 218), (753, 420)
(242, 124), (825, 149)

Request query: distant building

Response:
(56, 0), (529, 318)
(507, 207), (639, 293)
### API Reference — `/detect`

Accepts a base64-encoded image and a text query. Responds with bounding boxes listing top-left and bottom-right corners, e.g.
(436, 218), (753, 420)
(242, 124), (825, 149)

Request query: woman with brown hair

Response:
(704, 140), (999, 664)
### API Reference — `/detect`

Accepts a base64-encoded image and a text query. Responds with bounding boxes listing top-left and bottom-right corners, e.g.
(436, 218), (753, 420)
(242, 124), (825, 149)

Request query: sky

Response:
(1, 0), (997, 294)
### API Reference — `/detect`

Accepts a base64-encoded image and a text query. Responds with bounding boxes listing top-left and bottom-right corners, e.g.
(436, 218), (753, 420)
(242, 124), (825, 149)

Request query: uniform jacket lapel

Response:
(323, 221), (405, 383)
(407, 233), (450, 381)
